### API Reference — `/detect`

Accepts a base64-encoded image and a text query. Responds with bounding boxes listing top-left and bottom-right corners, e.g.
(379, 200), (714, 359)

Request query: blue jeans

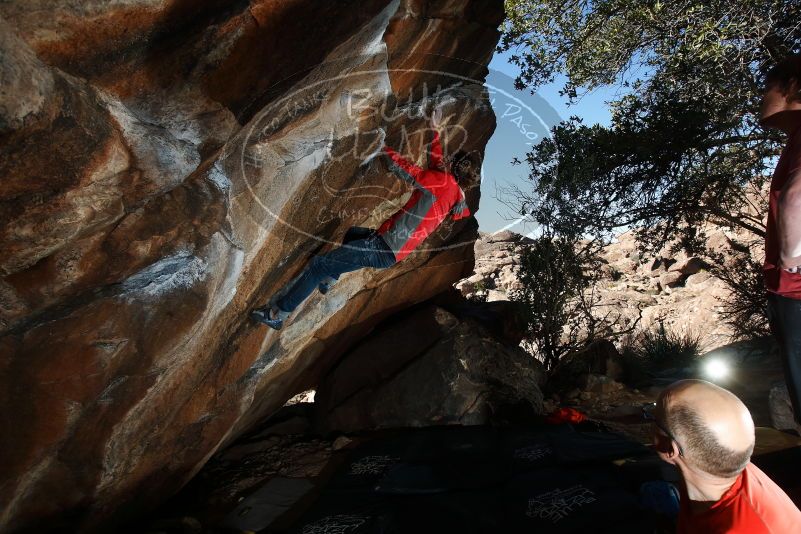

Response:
(768, 292), (801, 424)
(275, 232), (396, 313)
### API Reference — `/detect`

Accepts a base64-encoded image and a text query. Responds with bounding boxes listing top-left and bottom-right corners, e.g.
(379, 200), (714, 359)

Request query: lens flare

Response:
(704, 358), (729, 381)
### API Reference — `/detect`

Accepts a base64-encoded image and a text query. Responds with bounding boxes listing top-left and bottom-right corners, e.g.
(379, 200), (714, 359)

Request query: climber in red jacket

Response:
(252, 109), (477, 330)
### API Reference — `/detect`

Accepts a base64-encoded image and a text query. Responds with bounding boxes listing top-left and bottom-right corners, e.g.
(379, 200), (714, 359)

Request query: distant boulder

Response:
(314, 303), (545, 433)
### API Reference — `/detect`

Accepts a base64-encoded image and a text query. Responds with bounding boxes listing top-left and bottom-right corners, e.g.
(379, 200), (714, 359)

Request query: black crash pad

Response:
(271, 424), (656, 534)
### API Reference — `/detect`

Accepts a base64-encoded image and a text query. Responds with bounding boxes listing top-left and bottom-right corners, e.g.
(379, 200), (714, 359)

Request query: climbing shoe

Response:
(250, 308), (283, 330)
(318, 276), (337, 295)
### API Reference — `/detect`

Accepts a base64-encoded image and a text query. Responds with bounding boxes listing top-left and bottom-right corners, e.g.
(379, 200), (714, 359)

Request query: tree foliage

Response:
(501, 0), (800, 340)
(501, 0), (799, 246)
(707, 238), (772, 340)
(510, 234), (594, 370)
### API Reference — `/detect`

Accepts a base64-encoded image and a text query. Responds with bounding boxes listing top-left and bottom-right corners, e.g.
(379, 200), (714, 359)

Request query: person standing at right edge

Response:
(760, 53), (801, 426)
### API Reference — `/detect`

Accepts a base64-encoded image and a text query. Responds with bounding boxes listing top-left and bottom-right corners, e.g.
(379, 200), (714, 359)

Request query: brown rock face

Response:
(313, 303), (545, 433)
(0, 1), (502, 531)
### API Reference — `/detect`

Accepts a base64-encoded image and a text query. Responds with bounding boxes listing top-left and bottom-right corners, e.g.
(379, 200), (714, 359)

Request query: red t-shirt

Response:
(677, 463), (801, 533)
(764, 126), (801, 299)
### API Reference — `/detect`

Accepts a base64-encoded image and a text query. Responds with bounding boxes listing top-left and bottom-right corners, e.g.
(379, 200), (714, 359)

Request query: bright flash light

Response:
(704, 359), (730, 381)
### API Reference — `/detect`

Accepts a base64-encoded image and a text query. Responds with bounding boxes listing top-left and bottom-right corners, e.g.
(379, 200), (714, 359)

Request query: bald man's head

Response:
(658, 380), (755, 478)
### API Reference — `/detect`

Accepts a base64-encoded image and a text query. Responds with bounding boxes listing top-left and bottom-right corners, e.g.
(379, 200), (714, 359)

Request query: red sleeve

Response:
(451, 187), (471, 220)
(382, 145), (448, 194)
(428, 130), (443, 169)
(382, 145), (426, 188)
(452, 205), (471, 220)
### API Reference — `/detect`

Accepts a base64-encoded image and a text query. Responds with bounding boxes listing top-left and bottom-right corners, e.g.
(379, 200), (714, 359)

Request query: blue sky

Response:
(478, 49), (614, 234)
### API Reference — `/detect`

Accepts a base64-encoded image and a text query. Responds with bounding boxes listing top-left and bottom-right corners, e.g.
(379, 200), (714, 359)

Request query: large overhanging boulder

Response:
(0, 0), (503, 531)
(313, 302), (546, 433)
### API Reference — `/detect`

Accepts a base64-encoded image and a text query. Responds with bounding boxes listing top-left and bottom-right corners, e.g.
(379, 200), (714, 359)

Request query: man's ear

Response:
(654, 433), (677, 462)
(669, 439), (682, 460)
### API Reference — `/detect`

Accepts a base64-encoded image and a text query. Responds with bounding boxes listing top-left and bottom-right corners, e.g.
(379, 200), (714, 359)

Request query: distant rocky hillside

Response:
(456, 225), (763, 351)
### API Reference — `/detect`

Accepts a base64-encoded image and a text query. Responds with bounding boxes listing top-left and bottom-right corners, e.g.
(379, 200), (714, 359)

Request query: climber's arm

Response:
(382, 145), (426, 191)
(427, 130), (444, 170)
(450, 189), (471, 220)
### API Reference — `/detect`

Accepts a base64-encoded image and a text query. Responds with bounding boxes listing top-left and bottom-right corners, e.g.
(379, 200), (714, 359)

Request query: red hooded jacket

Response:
(378, 131), (470, 261)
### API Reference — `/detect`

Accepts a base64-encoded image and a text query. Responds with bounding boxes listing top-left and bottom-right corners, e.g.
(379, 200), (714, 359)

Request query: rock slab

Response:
(314, 303), (546, 432)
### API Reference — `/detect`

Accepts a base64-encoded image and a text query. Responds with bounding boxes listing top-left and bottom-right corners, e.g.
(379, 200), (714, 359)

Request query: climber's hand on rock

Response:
(432, 107), (443, 129)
